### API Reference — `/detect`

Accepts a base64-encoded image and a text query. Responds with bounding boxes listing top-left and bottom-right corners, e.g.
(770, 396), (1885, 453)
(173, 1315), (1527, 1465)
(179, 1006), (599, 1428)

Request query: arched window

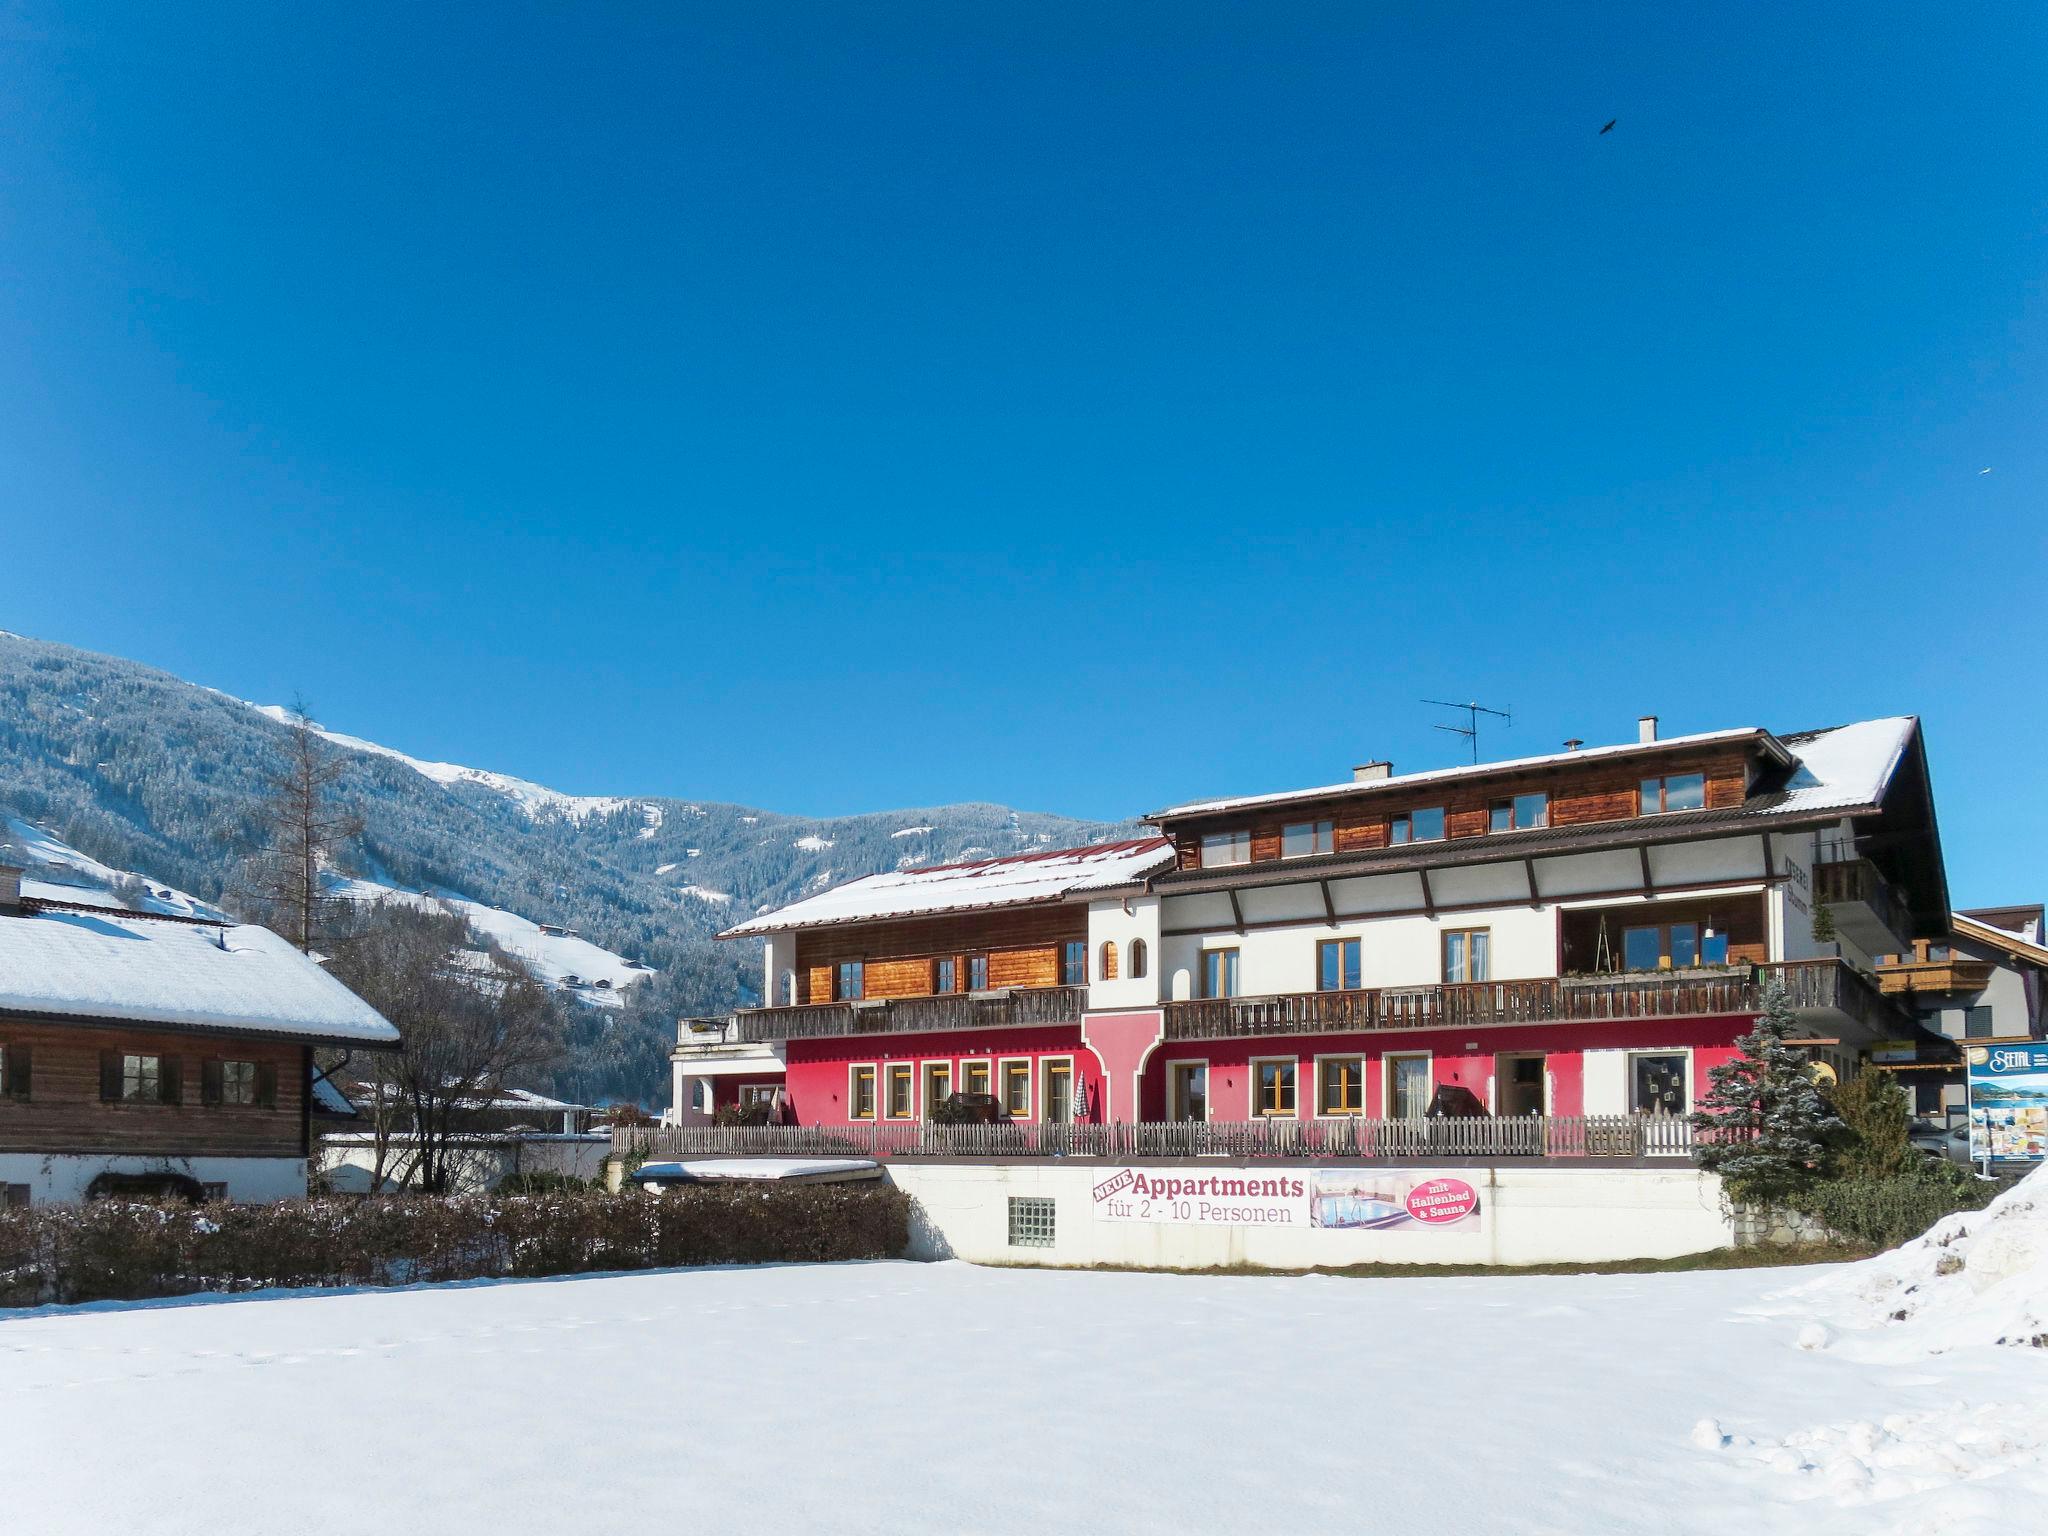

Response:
(1129, 938), (1149, 979)
(1099, 940), (1119, 980)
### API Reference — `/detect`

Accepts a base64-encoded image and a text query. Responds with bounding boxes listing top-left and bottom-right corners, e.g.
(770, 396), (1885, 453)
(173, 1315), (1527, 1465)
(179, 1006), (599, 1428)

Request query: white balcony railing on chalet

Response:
(616, 1114), (1697, 1162)
(1162, 959), (1907, 1041)
(734, 985), (1087, 1043)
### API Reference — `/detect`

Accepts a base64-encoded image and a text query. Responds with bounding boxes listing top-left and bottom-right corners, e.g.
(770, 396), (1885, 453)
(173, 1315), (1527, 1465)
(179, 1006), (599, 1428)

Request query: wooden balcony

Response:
(733, 985), (1087, 1044)
(616, 1114), (1699, 1162)
(1160, 959), (1912, 1042)
(1878, 955), (1997, 998)
(1812, 856), (1913, 956)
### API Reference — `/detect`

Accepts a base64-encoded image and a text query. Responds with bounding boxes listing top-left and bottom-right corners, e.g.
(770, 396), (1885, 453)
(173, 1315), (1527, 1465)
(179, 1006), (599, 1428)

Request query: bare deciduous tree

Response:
(240, 699), (362, 952)
(328, 901), (564, 1194)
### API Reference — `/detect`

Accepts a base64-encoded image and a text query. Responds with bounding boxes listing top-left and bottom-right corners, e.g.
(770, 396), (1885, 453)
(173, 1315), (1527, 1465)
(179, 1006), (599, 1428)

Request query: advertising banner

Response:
(1967, 1043), (2048, 1162)
(1090, 1168), (1483, 1232)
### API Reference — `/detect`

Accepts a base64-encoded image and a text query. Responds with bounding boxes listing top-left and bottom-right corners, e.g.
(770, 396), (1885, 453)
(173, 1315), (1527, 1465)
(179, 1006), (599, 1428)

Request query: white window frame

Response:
(1312, 1052), (1367, 1118)
(1248, 1055), (1300, 1120)
(847, 1062), (877, 1121)
(1281, 819), (1335, 859)
(1165, 1057), (1212, 1122)
(919, 1059), (954, 1120)
(1039, 1054), (1077, 1124)
(1625, 1047), (1694, 1115)
(998, 1057), (1034, 1122)
(1382, 1051), (1434, 1119)
(882, 1062), (916, 1121)
(957, 1057), (993, 1099)
(1200, 830), (1252, 868)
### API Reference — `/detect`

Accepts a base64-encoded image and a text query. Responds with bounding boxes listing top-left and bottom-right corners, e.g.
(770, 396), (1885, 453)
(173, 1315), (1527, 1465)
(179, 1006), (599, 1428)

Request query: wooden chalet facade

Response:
(708, 715), (1950, 1141)
(0, 867), (399, 1205)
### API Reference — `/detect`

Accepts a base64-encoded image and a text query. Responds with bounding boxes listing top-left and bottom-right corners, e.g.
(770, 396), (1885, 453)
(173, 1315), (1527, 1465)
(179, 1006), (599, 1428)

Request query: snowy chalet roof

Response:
(1953, 912), (2048, 969)
(0, 906), (401, 1045)
(1146, 718), (1916, 824)
(721, 837), (1176, 938)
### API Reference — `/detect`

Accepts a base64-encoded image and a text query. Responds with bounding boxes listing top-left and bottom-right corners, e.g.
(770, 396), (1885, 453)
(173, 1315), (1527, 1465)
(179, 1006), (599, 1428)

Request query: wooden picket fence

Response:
(614, 1114), (1696, 1163)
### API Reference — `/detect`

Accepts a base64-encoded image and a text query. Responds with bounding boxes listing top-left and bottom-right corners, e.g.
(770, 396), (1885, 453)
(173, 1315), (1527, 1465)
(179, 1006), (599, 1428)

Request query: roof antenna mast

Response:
(1423, 698), (1512, 765)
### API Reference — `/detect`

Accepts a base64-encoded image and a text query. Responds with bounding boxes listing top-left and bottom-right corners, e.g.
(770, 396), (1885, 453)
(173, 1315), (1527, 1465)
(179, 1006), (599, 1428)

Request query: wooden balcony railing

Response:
(734, 985), (1087, 1044)
(1812, 856), (1912, 951)
(615, 1114), (1699, 1162)
(1162, 960), (1913, 1042)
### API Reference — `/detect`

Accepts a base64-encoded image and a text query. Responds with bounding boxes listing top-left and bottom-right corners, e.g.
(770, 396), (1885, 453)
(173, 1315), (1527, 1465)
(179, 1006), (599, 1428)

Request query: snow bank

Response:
(1768, 1167), (2048, 1360)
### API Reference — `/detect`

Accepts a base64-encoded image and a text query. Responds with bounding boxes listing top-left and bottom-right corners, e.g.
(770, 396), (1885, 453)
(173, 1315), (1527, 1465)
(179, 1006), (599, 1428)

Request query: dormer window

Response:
(1640, 773), (1706, 815)
(1488, 793), (1548, 833)
(1200, 830), (1252, 868)
(1282, 819), (1335, 858)
(1389, 807), (1445, 845)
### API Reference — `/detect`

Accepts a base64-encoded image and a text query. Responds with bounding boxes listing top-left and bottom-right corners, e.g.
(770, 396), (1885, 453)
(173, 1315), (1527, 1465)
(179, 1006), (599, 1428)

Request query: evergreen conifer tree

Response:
(1690, 982), (1842, 1204)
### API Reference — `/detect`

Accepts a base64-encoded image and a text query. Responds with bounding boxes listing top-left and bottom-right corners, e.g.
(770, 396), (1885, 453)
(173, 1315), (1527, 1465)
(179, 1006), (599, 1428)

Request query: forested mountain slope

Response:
(0, 630), (1133, 1103)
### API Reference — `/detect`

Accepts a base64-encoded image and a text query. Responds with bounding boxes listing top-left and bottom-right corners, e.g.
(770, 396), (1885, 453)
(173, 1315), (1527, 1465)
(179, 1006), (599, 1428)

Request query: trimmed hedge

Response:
(0, 1184), (911, 1309)
(1792, 1170), (1996, 1250)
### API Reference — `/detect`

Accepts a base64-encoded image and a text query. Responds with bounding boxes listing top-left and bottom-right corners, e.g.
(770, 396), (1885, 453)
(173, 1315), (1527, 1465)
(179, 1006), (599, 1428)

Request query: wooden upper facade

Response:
(0, 1017), (310, 1158)
(793, 904), (1082, 1004)
(1157, 737), (1757, 875)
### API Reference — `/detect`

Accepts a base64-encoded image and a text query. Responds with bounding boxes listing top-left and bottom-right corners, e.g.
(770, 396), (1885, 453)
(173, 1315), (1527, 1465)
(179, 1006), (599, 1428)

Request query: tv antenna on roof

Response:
(1423, 698), (1512, 764)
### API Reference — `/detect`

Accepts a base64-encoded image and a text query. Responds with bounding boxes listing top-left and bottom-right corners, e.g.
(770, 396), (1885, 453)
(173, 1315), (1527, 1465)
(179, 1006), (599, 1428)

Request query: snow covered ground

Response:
(5, 1178), (2046, 1536)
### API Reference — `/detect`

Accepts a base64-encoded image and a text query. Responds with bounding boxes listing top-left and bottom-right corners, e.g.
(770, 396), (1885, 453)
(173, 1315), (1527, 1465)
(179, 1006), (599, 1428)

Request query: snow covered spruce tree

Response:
(239, 700), (362, 952)
(1689, 982), (1842, 1206)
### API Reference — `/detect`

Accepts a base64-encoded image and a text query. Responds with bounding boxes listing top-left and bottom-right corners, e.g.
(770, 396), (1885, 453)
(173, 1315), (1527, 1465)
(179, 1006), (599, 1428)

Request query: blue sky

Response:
(1, 4), (2043, 899)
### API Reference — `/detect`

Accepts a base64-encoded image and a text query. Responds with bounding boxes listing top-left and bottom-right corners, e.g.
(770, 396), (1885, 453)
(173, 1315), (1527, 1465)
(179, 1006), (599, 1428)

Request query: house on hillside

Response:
(704, 715), (1948, 1133)
(0, 865), (401, 1205)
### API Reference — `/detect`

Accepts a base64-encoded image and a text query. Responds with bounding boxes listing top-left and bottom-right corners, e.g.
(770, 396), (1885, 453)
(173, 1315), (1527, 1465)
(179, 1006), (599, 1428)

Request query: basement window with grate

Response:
(1007, 1196), (1056, 1249)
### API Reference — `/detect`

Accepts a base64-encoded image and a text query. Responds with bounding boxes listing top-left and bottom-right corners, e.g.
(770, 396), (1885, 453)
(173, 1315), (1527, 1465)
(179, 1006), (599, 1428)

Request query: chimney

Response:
(1352, 761), (1393, 783)
(0, 864), (22, 913)
(1563, 738), (1583, 752)
(1637, 715), (1658, 744)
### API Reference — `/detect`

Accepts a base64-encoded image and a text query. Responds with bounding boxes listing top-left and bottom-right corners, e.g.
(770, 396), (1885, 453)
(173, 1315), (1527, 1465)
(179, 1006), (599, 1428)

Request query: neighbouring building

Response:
(1878, 905), (2047, 1126)
(317, 1085), (608, 1192)
(0, 866), (401, 1205)
(704, 715), (1948, 1132)
(667, 1014), (786, 1124)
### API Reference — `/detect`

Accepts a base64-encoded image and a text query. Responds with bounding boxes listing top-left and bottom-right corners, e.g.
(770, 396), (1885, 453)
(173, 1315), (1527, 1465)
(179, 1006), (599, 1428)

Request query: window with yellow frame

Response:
(849, 1065), (876, 1120)
(1001, 1060), (1032, 1119)
(884, 1063), (915, 1119)
(1317, 1056), (1364, 1116)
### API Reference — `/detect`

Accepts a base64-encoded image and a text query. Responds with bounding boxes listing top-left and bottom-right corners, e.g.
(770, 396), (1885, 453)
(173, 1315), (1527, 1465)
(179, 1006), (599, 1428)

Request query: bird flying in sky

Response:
(1600, 119), (1616, 134)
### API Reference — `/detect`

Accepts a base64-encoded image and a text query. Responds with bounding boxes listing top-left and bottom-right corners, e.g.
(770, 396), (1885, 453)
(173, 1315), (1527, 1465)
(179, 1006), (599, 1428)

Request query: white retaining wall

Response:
(887, 1161), (1733, 1269)
(0, 1152), (307, 1205)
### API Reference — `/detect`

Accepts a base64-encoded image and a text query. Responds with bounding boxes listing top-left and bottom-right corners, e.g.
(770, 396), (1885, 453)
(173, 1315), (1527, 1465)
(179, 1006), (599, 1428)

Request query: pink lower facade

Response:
(779, 1011), (1764, 1126)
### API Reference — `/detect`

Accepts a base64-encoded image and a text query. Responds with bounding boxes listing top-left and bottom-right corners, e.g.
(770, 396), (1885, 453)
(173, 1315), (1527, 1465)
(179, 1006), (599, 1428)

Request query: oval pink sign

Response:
(1405, 1177), (1478, 1224)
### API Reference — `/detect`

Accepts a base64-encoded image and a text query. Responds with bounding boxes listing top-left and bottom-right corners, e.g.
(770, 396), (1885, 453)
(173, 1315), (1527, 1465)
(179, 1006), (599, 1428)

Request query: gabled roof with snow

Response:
(0, 907), (401, 1044)
(1146, 717), (1918, 826)
(720, 838), (1176, 937)
(1953, 912), (2048, 969)
(1145, 727), (1784, 821)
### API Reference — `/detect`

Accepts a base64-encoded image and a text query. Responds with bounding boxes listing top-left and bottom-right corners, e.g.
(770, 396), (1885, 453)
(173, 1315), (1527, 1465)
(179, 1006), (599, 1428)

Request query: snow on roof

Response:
(0, 907), (401, 1044)
(1146, 717), (1919, 824)
(1953, 911), (2048, 968)
(1146, 727), (1778, 821)
(721, 837), (1176, 937)
(632, 1157), (881, 1184)
(1763, 717), (1917, 816)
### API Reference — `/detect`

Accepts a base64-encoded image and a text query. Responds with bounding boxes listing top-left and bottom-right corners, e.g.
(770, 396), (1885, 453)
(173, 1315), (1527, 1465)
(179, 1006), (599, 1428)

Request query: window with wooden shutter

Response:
(100, 1049), (122, 1102)
(255, 1062), (278, 1109)
(202, 1060), (225, 1107)
(159, 1055), (182, 1106)
(0, 1043), (28, 1102)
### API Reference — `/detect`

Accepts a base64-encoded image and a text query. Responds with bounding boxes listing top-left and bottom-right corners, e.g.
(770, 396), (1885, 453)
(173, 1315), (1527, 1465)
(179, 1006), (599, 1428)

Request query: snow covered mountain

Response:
(0, 630), (1135, 1102)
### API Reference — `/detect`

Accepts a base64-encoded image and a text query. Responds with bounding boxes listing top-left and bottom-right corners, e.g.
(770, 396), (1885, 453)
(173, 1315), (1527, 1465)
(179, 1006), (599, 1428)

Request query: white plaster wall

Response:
(1160, 904), (1560, 999)
(887, 1161), (1734, 1269)
(763, 933), (798, 1006)
(1086, 894), (1163, 1010)
(0, 1153), (307, 1205)
(1582, 1050), (1628, 1115)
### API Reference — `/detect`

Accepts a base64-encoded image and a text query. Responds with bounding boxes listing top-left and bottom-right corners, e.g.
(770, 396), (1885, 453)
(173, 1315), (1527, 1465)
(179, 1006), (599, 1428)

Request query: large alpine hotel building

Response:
(685, 715), (1950, 1133)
